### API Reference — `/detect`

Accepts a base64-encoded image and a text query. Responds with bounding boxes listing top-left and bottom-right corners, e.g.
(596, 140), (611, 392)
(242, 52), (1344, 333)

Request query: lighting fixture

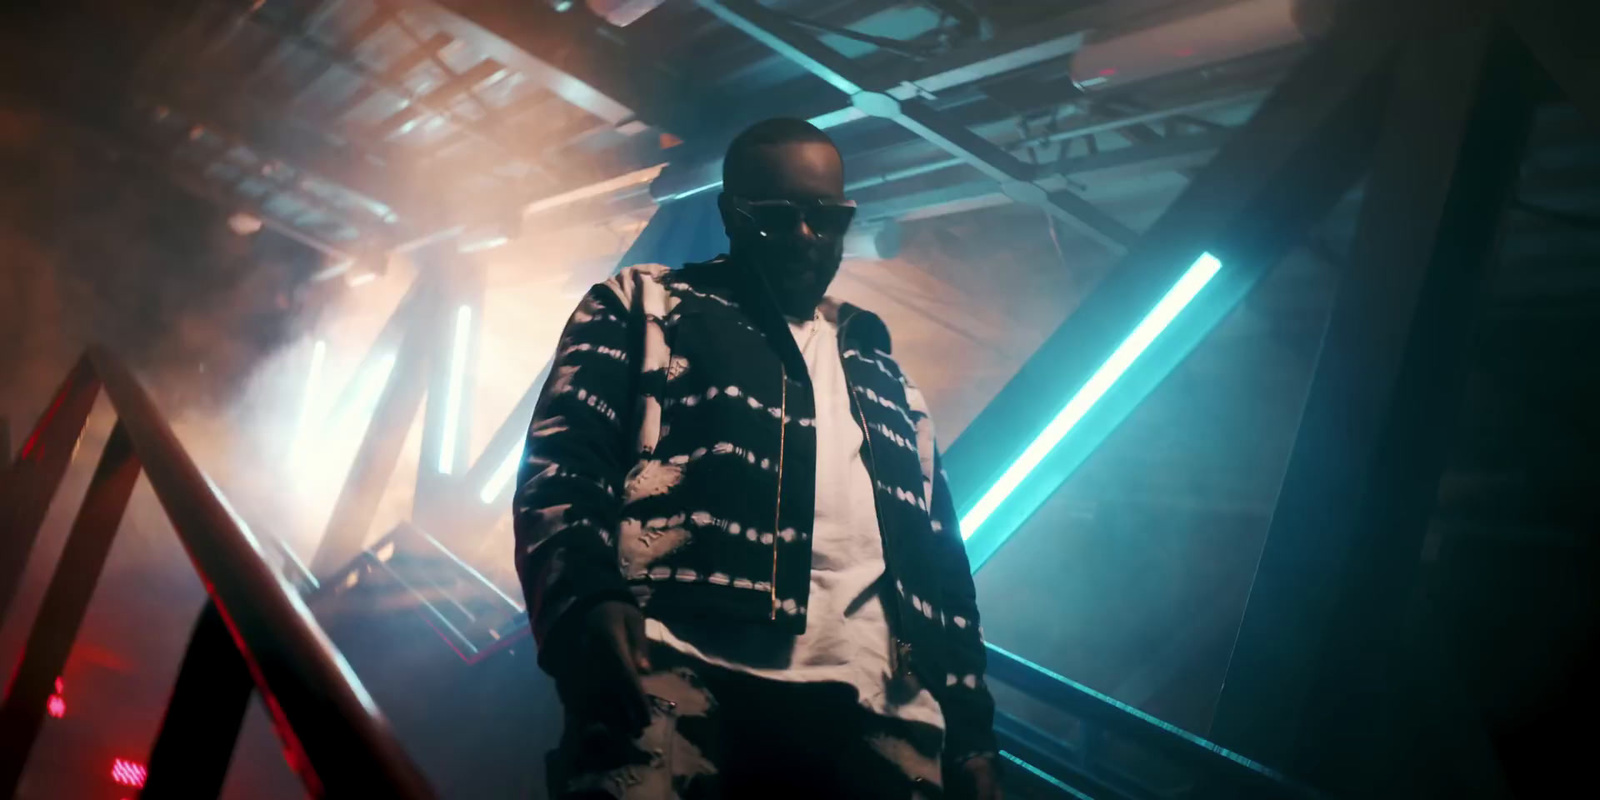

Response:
(959, 252), (1223, 540)
(438, 306), (473, 474)
(226, 212), (263, 235)
(458, 234), (510, 254)
(480, 443), (523, 504)
(110, 758), (147, 788)
(288, 340), (327, 459)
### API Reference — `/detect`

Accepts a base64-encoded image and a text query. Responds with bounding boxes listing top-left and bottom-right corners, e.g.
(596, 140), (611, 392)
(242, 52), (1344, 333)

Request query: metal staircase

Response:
(308, 520), (1313, 799)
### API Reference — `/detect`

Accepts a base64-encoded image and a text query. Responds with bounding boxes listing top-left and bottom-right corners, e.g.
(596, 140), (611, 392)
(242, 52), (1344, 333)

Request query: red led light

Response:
(111, 758), (147, 788)
(18, 390), (67, 459)
(1175, 47), (1196, 57)
(1097, 67), (1118, 77)
(45, 676), (66, 718)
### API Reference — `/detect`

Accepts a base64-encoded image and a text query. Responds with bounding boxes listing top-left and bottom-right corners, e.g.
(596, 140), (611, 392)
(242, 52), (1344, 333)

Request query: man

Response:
(515, 118), (999, 800)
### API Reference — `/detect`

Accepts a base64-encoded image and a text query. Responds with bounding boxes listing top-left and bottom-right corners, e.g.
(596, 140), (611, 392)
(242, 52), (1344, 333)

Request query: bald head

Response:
(718, 119), (851, 318)
(721, 118), (844, 199)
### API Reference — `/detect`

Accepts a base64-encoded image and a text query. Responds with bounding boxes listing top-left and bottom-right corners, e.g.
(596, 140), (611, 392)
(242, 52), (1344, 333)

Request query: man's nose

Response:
(794, 218), (817, 239)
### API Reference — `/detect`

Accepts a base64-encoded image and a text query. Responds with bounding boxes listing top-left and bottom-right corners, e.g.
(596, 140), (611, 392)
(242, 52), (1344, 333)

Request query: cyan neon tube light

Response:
(960, 252), (1223, 540)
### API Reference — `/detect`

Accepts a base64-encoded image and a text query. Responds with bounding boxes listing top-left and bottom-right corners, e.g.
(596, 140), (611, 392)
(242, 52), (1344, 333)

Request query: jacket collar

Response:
(826, 298), (893, 354)
(692, 255), (895, 378)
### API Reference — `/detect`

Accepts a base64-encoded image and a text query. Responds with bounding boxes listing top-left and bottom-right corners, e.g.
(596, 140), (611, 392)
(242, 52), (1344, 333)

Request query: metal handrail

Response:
(316, 522), (530, 666)
(986, 643), (1319, 799)
(0, 348), (436, 798)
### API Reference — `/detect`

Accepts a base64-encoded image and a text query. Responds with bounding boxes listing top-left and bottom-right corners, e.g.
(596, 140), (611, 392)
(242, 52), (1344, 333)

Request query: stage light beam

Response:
(439, 305), (473, 474)
(481, 443), (523, 504)
(959, 252), (1223, 540)
(289, 340), (327, 459)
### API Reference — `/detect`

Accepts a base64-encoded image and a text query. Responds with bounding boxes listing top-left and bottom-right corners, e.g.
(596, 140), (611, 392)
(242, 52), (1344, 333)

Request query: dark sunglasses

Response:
(728, 195), (858, 238)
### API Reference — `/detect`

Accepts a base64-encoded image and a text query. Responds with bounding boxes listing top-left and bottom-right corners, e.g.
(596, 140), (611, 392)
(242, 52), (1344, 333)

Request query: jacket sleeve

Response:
(513, 282), (638, 680)
(928, 446), (1000, 766)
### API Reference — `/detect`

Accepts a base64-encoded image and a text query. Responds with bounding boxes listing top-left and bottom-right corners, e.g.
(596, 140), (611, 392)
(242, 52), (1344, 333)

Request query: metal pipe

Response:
(143, 603), (256, 798)
(0, 422), (141, 795)
(775, 11), (936, 60)
(86, 347), (438, 798)
(1029, 90), (1273, 149)
(846, 156), (965, 191)
(0, 356), (102, 623)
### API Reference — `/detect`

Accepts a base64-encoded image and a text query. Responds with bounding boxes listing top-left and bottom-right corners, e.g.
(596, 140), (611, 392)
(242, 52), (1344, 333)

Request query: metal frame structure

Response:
(0, 350), (436, 798)
(944, 8), (1393, 569)
(1210, 3), (1553, 793)
(691, 0), (1140, 251)
(935, 0), (1588, 580)
(8, 0), (1593, 796)
(266, 15), (1589, 790)
(48, 0), (1294, 271)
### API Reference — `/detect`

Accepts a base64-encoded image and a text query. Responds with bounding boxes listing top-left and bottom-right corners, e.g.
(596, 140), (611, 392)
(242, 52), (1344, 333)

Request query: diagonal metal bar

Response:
(408, 0), (715, 136)
(147, 88), (424, 225)
(142, 602), (256, 799)
(0, 357), (102, 623)
(986, 644), (1317, 799)
(81, 347), (438, 797)
(325, 30), (455, 118)
(892, 99), (1034, 183)
(663, 0), (1191, 175)
(231, 2), (534, 171)
(1055, 128), (1234, 177)
(459, 362), (550, 502)
(696, 0), (1138, 251)
(1210, 12), (1541, 789)
(775, 11), (940, 61)
(324, 275), (432, 419)
(1508, 0), (1600, 126)
(311, 307), (438, 577)
(697, 0), (870, 95)
(0, 422), (141, 794)
(656, 4), (1197, 199)
(369, 59), (510, 141)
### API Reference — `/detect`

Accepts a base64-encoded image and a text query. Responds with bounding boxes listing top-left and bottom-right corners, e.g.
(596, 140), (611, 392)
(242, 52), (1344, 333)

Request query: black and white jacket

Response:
(513, 257), (996, 762)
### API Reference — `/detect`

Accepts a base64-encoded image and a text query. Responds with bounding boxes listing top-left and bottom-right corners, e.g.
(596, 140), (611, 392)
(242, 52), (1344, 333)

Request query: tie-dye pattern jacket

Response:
(513, 257), (996, 763)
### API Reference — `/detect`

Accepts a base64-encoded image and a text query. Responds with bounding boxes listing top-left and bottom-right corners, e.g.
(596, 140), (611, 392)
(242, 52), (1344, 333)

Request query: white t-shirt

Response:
(646, 311), (946, 730)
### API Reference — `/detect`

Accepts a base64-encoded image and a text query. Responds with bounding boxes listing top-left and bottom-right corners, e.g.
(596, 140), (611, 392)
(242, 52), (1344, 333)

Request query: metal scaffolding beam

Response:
(695, 0), (1138, 252)
(1210, 7), (1542, 790)
(410, 0), (713, 135)
(943, 10), (1394, 571)
(1509, 0), (1600, 126)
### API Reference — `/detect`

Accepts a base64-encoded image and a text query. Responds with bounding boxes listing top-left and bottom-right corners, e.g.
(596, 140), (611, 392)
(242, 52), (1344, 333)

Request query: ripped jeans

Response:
(547, 646), (944, 800)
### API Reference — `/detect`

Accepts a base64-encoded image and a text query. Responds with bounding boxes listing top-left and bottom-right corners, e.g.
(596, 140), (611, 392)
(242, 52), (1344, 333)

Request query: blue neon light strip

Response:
(960, 253), (1223, 540)
(998, 751), (1094, 800)
(988, 643), (1286, 779)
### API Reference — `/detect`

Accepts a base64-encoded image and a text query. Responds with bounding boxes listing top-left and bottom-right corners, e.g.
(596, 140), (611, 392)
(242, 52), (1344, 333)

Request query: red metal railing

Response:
(0, 348), (437, 799)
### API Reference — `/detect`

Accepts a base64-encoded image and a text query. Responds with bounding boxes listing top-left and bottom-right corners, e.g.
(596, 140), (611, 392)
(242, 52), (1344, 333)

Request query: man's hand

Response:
(949, 753), (1002, 800)
(570, 600), (653, 735)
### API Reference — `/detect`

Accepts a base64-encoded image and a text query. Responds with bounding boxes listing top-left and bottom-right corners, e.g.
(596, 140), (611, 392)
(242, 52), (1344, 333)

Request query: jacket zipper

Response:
(771, 366), (786, 619)
(837, 315), (911, 677)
